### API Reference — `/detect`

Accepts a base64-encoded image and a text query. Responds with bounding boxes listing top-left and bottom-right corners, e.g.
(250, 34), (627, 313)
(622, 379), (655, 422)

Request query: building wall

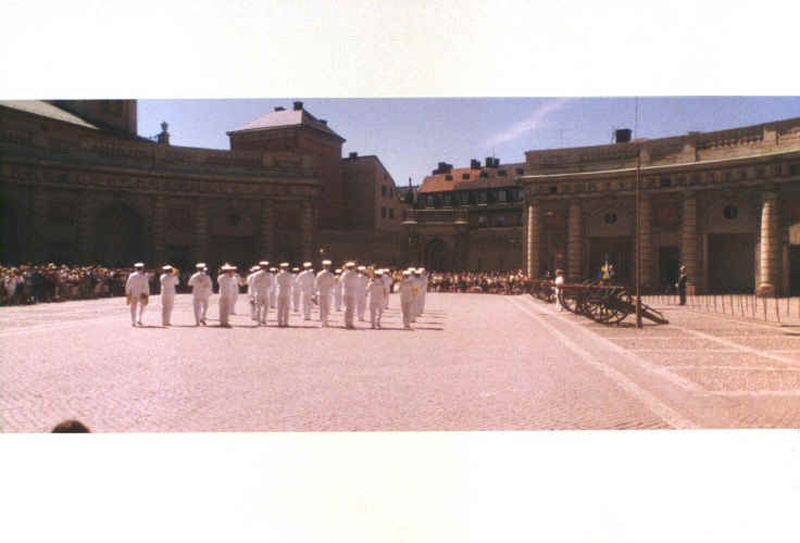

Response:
(521, 118), (800, 295)
(0, 104), (320, 269)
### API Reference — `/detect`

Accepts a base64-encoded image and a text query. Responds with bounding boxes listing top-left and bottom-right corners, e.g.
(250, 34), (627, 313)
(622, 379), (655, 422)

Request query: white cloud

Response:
(485, 99), (571, 147)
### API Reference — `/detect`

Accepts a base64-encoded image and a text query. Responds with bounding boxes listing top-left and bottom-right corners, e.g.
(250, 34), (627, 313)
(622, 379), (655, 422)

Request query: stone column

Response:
(758, 191), (779, 296)
(260, 199), (274, 259)
(153, 195), (167, 265)
(681, 193), (697, 291)
(194, 197), (209, 264)
(526, 202), (540, 279)
(567, 202), (581, 282)
(639, 195), (654, 289)
(300, 201), (314, 262)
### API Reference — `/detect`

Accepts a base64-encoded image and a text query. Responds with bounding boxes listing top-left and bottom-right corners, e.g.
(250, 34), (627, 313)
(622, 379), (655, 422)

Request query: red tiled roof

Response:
(418, 164), (525, 193)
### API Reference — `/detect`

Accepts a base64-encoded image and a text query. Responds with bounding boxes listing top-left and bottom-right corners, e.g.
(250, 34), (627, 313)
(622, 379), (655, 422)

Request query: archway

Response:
(425, 238), (449, 271)
(94, 203), (145, 266)
(0, 198), (24, 264)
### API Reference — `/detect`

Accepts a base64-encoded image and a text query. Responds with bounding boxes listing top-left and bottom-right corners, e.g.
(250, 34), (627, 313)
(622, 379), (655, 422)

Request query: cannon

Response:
(553, 280), (669, 325)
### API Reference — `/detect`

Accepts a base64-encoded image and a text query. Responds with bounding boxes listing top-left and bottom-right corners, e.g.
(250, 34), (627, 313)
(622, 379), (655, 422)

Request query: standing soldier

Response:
(418, 267), (428, 316)
(269, 267), (278, 309)
(554, 269), (565, 311)
(275, 263), (293, 327)
(356, 265), (368, 322)
(160, 264), (179, 326)
(381, 268), (392, 309)
(217, 264), (239, 327)
(296, 262), (316, 321)
(291, 266), (301, 313)
(246, 265), (260, 322)
(367, 269), (386, 329)
(333, 268), (343, 312)
(231, 268), (242, 315)
(253, 261), (272, 325)
(341, 261), (359, 329)
(399, 270), (415, 329)
(314, 260), (336, 327)
(677, 265), (688, 306)
(125, 262), (149, 327)
(411, 268), (422, 322)
(188, 263), (212, 326)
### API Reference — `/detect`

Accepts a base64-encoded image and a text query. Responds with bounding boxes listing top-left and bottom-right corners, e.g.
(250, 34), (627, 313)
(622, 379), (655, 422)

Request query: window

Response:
(723, 205), (738, 219)
(660, 177), (671, 188)
(478, 191), (487, 203)
(443, 193), (452, 206)
(460, 192), (469, 205)
(445, 174), (453, 181)
(479, 171), (488, 178)
(427, 195), (435, 207)
(389, 208), (394, 219)
(381, 185), (387, 197)
(496, 215), (507, 227)
(478, 216), (487, 227)
(462, 173), (470, 180)
(549, 186), (557, 194)
(381, 207), (386, 219)
(603, 212), (618, 225)
(498, 190), (507, 202)
(498, 170), (507, 177)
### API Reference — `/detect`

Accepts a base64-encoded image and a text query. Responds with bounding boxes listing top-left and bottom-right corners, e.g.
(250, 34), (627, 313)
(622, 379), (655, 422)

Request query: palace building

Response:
(0, 100), (404, 270)
(520, 118), (800, 295)
(403, 158), (527, 271)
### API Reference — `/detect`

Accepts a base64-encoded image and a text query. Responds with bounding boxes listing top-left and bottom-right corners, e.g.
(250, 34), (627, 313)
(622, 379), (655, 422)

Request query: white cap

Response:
(221, 263), (237, 271)
(357, 265), (366, 272)
(322, 260), (332, 266)
(303, 262), (312, 268)
(250, 265), (260, 272)
(345, 261), (355, 269)
(375, 269), (384, 276)
(402, 270), (411, 276)
(134, 262), (145, 269)
(280, 262), (289, 269)
(162, 265), (173, 271)
(196, 263), (206, 269)
(259, 261), (269, 267)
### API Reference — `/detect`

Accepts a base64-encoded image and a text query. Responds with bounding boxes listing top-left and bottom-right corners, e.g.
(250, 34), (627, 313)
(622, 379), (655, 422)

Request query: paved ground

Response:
(2, 292), (800, 432)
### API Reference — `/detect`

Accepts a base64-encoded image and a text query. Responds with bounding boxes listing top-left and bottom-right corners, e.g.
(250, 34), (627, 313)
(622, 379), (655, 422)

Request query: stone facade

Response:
(402, 159), (526, 271)
(0, 100), (320, 270)
(520, 118), (800, 295)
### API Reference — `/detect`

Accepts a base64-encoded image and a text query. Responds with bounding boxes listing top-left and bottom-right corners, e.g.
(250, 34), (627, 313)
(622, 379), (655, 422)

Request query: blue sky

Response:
(139, 97), (800, 187)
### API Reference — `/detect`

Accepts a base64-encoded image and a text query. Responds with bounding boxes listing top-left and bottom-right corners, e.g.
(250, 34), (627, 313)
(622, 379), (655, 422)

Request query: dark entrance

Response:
(589, 237), (633, 284)
(659, 246), (680, 293)
(95, 204), (145, 266)
(0, 199), (23, 264)
(707, 233), (755, 293)
(790, 246), (800, 295)
(425, 238), (449, 271)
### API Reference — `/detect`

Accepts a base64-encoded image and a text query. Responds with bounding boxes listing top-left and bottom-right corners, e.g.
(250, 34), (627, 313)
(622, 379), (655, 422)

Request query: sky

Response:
(138, 97), (800, 187)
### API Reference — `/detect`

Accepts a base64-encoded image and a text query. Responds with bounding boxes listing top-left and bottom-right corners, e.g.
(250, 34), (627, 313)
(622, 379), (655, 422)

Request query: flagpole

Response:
(634, 98), (643, 329)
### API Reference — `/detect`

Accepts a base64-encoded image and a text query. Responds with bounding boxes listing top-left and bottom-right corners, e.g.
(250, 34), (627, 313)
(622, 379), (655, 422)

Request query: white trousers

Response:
(277, 295), (290, 326)
(370, 302), (383, 328)
(161, 294), (175, 325)
(344, 294), (356, 328)
(318, 292), (331, 326)
(193, 297), (209, 324)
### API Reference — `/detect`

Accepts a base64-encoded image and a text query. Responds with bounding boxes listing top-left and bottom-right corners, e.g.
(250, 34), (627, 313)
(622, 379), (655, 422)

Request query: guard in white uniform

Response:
(246, 265), (260, 321)
(269, 267), (278, 308)
(275, 263), (293, 327)
(231, 270), (242, 315)
(217, 263), (239, 327)
(367, 269), (386, 329)
(399, 270), (415, 329)
(356, 265), (368, 321)
(333, 268), (343, 312)
(291, 267), (301, 312)
(125, 262), (150, 327)
(253, 261), (272, 325)
(554, 269), (565, 312)
(159, 264), (180, 326)
(314, 260), (336, 327)
(296, 262), (315, 320)
(187, 263), (212, 325)
(341, 262), (359, 329)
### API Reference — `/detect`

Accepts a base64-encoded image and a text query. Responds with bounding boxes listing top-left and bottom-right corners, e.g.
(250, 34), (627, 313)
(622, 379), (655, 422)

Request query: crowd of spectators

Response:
(0, 263), (131, 306)
(427, 270), (530, 294)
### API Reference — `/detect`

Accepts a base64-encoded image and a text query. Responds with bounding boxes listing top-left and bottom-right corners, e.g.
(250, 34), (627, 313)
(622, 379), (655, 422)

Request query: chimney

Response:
(615, 128), (632, 143)
(470, 159), (481, 170)
(349, 152), (358, 159)
(274, 106), (286, 112)
(293, 101), (304, 111)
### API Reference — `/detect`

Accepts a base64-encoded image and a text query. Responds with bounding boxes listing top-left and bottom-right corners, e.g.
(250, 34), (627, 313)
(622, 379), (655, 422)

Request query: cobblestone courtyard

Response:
(3, 293), (800, 432)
